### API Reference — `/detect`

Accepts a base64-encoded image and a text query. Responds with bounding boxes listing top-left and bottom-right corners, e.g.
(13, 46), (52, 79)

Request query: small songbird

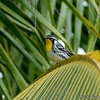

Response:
(45, 35), (73, 62)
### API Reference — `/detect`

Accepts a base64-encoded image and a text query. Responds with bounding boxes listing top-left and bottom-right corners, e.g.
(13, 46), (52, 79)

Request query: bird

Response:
(45, 35), (73, 62)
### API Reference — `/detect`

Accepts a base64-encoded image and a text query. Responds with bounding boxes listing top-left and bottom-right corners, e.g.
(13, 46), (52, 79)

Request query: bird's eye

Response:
(50, 38), (53, 41)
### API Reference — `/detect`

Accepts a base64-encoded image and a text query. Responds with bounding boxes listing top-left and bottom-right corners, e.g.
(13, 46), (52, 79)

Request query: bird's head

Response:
(45, 35), (56, 52)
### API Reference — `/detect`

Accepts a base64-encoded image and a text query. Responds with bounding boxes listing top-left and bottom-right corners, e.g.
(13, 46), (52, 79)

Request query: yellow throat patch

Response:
(46, 39), (52, 52)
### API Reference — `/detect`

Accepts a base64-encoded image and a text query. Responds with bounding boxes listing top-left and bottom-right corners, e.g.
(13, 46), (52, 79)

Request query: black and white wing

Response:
(56, 41), (73, 58)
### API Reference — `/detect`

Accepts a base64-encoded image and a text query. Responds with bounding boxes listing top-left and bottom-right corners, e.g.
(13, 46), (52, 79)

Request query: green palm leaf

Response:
(13, 51), (100, 99)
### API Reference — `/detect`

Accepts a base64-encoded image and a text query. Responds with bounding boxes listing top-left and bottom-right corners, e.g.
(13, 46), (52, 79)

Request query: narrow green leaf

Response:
(65, 0), (73, 44)
(1, 65), (12, 95)
(0, 1), (44, 46)
(28, 63), (35, 81)
(91, 0), (100, 15)
(73, 0), (84, 53)
(0, 78), (12, 100)
(57, 2), (67, 32)
(0, 29), (44, 72)
(87, 15), (100, 52)
(47, 0), (56, 27)
(43, 0), (56, 36)
(0, 10), (50, 69)
(63, 0), (100, 39)
(88, 1), (97, 24)
(0, 44), (28, 90)
(86, 3), (100, 52)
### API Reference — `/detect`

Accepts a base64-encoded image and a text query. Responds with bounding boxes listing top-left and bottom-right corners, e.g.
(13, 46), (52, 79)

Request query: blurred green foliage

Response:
(0, 0), (100, 99)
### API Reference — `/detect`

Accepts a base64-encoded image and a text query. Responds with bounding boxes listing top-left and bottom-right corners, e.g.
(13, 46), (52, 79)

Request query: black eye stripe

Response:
(51, 39), (55, 45)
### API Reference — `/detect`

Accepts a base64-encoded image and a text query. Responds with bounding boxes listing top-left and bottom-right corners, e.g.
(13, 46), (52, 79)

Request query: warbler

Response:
(45, 35), (73, 62)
